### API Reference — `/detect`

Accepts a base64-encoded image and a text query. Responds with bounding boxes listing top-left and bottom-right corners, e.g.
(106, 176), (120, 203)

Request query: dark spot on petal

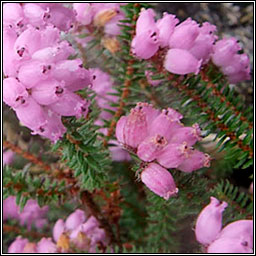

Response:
(39, 126), (45, 132)
(92, 75), (96, 80)
(55, 86), (64, 95)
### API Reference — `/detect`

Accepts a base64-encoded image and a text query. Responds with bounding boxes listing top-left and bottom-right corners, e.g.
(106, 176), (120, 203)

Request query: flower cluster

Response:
(116, 102), (210, 199)
(8, 209), (109, 253)
(3, 196), (48, 230)
(195, 197), (253, 253)
(3, 3), (91, 142)
(132, 8), (250, 83)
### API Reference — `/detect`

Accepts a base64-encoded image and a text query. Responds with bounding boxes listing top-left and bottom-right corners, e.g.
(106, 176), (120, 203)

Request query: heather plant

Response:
(3, 3), (253, 254)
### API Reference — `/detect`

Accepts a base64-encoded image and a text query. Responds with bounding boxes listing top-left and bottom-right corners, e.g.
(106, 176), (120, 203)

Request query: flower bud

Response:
(141, 163), (178, 200)
(136, 8), (156, 35)
(156, 142), (189, 168)
(218, 220), (253, 248)
(65, 209), (86, 231)
(195, 197), (228, 245)
(137, 134), (168, 162)
(135, 102), (161, 124)
(3, 3), (24, 29)
(115, 116), (128, 145)
(177, 149), (210, 173)
(164, 48), (202, 75)
(207, 237), (253, 253)
(23, 242), (37, 253)
(73, 3), (93, 25)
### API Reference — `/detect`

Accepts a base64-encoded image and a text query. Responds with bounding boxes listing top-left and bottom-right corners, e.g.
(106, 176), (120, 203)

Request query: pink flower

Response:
(37, 237), (57, 253)
(3, 3), (25, 29)
(195, 197), (228, 245)
(23, 242), (38, 253)
(18, 60), (52, 89)
(3, 196), (20, 221)
(169, 18), (200, 50)
(135, 102), (161, 124)
(218, 219), (253, 248)
(207, 237), (253, 253)
(73, 3), (93, 25)
(137, 134), (168, 162)
(141, 163), (178, 200)
(148, 108), (183, 141)
(156, 12), (179, 48)
(65, 209), (86, 231)
(8, 237), (29, 253)
(115, 107), (148, 149)
(156, 142), (189, 169)
(177, 149), (210, 173)
(3, 149), (15, 166)
(3, 77), (29, 108)
(164, 48), (202, 75)
(53, 219), (65, 242)
(169, 123), (201, 146)
(48, 92), (90, 119)
(136, 9), (157, 35)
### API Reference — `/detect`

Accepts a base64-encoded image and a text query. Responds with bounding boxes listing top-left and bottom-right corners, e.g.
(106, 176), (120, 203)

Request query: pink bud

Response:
(37, 238), (57, 253)
(8, 237), (29, 253)
(31, 79), (65, 105)
(48, 92), (90, 118)
(207, 237), (253, 253)
(109, 140), (131, 162)
(148, 109), (183, 141)
(80, 216), (99, 234)
(177, 149), (210, 173)
(131, 30), (159, 59)
(141, 163), (178, 200)
(169, 18), (200, 50)
(137, 134), (168, 162)
(164, 48), (202, 75)
(195, 197), (228, 246)
(18, 60), (52, 89)
(136, 9), (156, 35)
(218, 220), (253, 248)
(156, 12), (179, 48)
(3, 77), (29, 108)
(104, 13), (125, 36)
(212, 37), (241, 67)
(32, 41), (75, 63)
(40, 25), (61, 48)
(53, 219), (65, 242)
(14, 97), (48, 131)
(73, 3), (93, 25)
(169, 123), (201, 146)
(65, 209), (86, 230)
(122, 107), (148, 148)
(14, 26), (42, 59)
(52, 59), (91, 91)
(157, 142), (189, 169)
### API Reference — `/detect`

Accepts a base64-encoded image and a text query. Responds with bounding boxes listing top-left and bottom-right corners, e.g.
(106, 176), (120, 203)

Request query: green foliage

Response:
(3, 166), (66, 210)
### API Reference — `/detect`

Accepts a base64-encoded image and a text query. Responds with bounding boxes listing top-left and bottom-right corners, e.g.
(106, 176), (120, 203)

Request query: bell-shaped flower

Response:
(195, 197), (228, 245)
(164, 48), (202, 75)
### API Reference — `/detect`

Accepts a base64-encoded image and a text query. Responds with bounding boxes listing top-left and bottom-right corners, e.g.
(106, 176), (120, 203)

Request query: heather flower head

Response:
(141, 163), (178, 200)
(195, 197), (228, 245)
